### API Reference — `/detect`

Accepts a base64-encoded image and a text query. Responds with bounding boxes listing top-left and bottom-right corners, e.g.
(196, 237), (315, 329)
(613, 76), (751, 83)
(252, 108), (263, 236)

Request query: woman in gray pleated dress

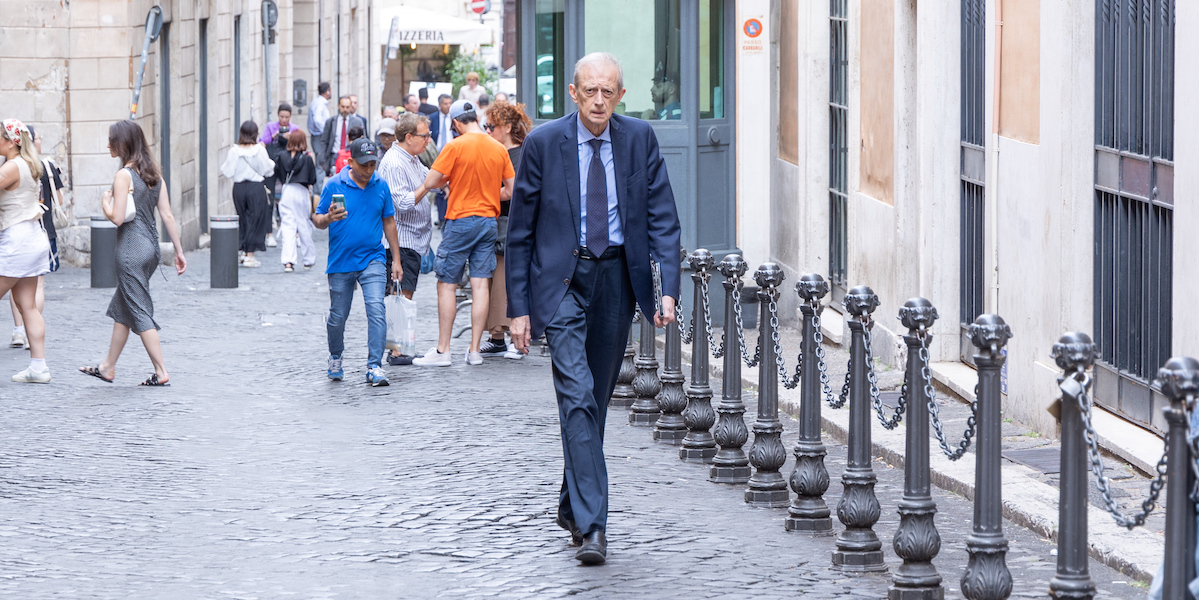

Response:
(79, 120), (187, 386)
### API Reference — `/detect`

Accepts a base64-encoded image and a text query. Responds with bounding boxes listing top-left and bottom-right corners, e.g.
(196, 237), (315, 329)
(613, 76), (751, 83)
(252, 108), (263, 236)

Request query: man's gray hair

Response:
(573, 52), (624, 90)
(395, 112), (429, 141)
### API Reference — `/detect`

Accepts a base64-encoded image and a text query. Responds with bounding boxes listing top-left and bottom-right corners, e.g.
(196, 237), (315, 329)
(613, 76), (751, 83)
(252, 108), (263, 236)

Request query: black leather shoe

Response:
(575, 530), (607, 565)
(555, 512), (583, 546)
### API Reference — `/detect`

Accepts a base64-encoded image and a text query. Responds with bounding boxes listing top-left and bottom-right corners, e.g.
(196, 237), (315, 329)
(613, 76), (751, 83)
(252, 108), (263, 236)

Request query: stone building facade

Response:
(0, 0), (378, 264)
(734, 0), (1196, 445)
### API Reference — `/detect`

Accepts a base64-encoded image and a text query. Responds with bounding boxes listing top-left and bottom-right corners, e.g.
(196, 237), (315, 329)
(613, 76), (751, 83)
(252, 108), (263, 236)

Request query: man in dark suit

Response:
(315, 95), (367, 176)
(506, 52), (682, 566)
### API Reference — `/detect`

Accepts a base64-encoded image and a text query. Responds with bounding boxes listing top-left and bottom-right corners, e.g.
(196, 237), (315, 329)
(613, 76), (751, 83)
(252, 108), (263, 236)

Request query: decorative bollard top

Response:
(795, 273), (830, 303)
(969, 314), (1013, 357)
(842, 285), (880, 317)
(688, 248), (715, 273)
(718, 254), (748, 280)
(753, 262), (785, 291)
(1157, 357), (1199, 401)
(898, 297), (938, 333)
(1050, 332), (1097, 373)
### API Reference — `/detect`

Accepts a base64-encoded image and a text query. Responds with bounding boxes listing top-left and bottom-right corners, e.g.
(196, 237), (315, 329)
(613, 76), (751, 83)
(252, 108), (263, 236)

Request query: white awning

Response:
(378, 5), (493, 48)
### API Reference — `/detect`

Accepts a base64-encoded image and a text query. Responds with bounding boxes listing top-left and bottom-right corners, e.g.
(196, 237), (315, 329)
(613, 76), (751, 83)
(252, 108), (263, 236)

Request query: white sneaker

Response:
(10, 331), (27, 349)
(466, 351), (483, 366)
(503, 343), (525, 360)
(266, 234), (278, 247)
(12, 366), (51, 383)
(412, 347), (452, 367)
(241, 257), (261, 268)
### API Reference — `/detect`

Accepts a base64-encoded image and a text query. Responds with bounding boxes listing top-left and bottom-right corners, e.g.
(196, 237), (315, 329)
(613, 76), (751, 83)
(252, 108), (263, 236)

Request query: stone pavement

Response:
(0, 232), (1150, 598)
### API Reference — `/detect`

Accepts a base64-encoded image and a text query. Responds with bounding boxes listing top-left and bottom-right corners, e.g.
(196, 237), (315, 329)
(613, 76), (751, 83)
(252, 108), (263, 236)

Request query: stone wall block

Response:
(71, 27), (130, 59)
(57, 225), (91, 267)
(71, 154), (120, 188)
(70, 89), (131, 123)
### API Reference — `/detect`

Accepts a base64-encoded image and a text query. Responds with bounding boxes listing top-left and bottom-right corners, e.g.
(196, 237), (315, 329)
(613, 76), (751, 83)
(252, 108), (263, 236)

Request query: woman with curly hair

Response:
(478, 100), (533, 359)
(0, 118), (52, 382)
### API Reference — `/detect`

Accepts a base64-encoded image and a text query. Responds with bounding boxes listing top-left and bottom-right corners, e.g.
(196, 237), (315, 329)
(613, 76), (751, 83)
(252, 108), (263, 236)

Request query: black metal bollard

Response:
(890, 298), (944, 599)
(961, 314), (1013, 600)
(832, 285), (886, 571)
(653, 304), (688, 444)
(209, 215), (240, 289)
(89, 216), (118, 288)
(610, 327), (637, 408)
(1158, 357), (1199, 600)
(710, 254), (751, 484)
(1047, 332), (1098, 600)
(630, 313), (662, 426)
(681, 249), (717, 461)
(745, 263), (789, 507)
(786, 273), (834, 533)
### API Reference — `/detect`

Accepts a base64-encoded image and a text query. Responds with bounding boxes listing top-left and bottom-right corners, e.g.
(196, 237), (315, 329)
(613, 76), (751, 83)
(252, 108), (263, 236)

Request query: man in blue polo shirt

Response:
(314, 138), (404, 386)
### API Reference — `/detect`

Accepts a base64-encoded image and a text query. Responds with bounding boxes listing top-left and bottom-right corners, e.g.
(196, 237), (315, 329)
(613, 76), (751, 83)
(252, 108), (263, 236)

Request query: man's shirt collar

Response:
(576, 114), (612, 145)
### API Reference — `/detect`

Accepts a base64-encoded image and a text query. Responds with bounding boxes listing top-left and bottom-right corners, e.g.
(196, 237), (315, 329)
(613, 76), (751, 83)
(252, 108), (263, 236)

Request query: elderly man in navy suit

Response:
(506, 52), (682, 566)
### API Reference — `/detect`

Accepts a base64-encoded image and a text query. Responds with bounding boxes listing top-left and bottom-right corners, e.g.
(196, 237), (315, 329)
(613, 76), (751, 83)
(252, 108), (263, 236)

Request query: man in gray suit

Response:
(315, 95), (367, 176)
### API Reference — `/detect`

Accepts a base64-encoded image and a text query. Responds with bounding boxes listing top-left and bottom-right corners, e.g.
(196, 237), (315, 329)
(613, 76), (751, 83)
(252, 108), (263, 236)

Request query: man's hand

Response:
(327, 204), (348, 221)
(654, 296), (677, 328)
(391, 263), (404, 287)
(510, 316), (532, 355)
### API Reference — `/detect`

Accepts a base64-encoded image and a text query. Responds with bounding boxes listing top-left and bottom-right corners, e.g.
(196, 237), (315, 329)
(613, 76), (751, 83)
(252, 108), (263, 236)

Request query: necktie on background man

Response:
(339, 117), (348, 152)
(585, 139), (608, 255)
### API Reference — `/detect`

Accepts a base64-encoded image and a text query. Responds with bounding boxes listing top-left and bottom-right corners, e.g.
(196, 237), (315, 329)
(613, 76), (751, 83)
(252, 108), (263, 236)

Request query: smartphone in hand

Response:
(331, 193), (345, 213)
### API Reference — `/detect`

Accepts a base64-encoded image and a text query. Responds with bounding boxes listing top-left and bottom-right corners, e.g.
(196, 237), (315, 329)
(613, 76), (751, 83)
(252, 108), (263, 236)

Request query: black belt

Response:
(579, 246), (623, 260)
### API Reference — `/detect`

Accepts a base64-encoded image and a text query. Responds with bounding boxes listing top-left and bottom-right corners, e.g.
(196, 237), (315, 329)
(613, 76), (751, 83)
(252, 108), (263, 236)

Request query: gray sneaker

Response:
(366, 367), (389, 387)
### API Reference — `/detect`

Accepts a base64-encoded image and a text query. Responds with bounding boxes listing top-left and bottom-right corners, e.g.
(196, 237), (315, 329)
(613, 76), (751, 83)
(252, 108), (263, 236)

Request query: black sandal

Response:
(139, 374), (170, 387)
(80, 365), (114, 383)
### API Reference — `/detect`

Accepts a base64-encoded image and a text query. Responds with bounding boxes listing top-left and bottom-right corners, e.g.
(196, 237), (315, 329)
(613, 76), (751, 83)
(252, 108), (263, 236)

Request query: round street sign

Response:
(471, 0), (487, 14)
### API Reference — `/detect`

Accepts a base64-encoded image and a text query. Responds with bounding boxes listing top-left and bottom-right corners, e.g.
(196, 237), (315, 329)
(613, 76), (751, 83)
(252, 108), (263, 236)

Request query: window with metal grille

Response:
(829, 0), (848, 291)
(960, 0), (986, 364)
(1092, 0), (1174, 430)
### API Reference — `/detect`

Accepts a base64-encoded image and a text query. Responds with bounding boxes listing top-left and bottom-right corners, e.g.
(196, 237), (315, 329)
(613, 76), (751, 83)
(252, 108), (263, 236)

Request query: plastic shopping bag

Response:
(385, 294), (417, 357)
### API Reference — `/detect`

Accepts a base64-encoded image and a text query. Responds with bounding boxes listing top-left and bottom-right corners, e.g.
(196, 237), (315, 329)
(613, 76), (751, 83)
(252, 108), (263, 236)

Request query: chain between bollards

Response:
(710, 254), (752, 484)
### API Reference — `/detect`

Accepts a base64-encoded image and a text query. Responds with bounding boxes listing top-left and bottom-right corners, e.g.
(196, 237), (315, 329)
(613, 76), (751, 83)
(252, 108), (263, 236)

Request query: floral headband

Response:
(2, 119), (28, 144)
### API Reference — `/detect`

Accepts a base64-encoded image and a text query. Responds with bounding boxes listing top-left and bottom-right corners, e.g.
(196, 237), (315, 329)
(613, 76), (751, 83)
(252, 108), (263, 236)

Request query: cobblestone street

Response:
(0, 233), (1149, 599)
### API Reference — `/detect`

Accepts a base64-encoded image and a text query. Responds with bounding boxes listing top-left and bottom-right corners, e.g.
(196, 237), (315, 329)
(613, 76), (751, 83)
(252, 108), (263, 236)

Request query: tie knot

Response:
(588, 138), (603, 152)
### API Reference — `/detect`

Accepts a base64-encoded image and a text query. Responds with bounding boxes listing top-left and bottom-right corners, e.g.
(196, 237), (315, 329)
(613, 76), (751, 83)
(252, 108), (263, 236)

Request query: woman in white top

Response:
(220, 121), (275, 268)
(0, 119), (52, 383)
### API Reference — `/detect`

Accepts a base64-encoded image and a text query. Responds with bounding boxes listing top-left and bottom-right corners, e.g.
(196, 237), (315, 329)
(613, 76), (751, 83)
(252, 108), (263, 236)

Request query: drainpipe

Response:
(988, 0), (1003, 315)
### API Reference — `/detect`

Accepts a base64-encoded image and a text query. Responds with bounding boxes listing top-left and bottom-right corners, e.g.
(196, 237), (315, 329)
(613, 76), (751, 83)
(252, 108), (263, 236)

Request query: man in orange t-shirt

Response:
(412, 99), (515, 367)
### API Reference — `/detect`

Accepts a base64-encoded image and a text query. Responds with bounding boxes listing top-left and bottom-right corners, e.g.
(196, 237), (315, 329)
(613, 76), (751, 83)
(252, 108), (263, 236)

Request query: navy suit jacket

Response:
(506, 113), (683, 338)
(429, 112), (443, 145)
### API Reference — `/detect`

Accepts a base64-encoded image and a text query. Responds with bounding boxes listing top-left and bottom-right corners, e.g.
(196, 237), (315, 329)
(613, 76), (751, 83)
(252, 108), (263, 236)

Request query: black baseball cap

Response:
(349, 138), (380, 164)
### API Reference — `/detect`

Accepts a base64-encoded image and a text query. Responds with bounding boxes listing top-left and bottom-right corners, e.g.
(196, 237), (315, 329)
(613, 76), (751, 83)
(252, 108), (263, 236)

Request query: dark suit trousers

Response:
(544, 248), (636, 536)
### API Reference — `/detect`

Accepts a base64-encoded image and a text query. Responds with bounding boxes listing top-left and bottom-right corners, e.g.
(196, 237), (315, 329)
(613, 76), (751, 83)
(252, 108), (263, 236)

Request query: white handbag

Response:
(122, 167), (136, 223)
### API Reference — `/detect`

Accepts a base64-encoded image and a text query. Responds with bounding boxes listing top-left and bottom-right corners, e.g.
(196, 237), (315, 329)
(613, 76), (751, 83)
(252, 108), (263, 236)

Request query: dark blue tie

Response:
(586, 139), (609, 255)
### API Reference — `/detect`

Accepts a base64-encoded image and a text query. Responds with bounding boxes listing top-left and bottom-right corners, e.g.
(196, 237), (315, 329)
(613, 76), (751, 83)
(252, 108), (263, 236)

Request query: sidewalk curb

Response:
(664, 336), (1161, 584)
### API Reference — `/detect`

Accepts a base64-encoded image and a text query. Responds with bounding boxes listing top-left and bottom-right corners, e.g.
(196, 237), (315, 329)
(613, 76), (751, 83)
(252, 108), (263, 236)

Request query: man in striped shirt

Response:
(377, 113), (435, 366)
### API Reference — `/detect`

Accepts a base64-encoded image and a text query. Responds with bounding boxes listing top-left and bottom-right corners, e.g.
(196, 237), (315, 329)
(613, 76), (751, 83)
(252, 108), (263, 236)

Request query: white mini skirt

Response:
(0, 218), (51, 278)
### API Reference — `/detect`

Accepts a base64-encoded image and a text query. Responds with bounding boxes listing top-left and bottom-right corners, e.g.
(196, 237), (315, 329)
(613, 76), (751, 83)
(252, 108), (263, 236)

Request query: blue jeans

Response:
(327, 260), (387, 368)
